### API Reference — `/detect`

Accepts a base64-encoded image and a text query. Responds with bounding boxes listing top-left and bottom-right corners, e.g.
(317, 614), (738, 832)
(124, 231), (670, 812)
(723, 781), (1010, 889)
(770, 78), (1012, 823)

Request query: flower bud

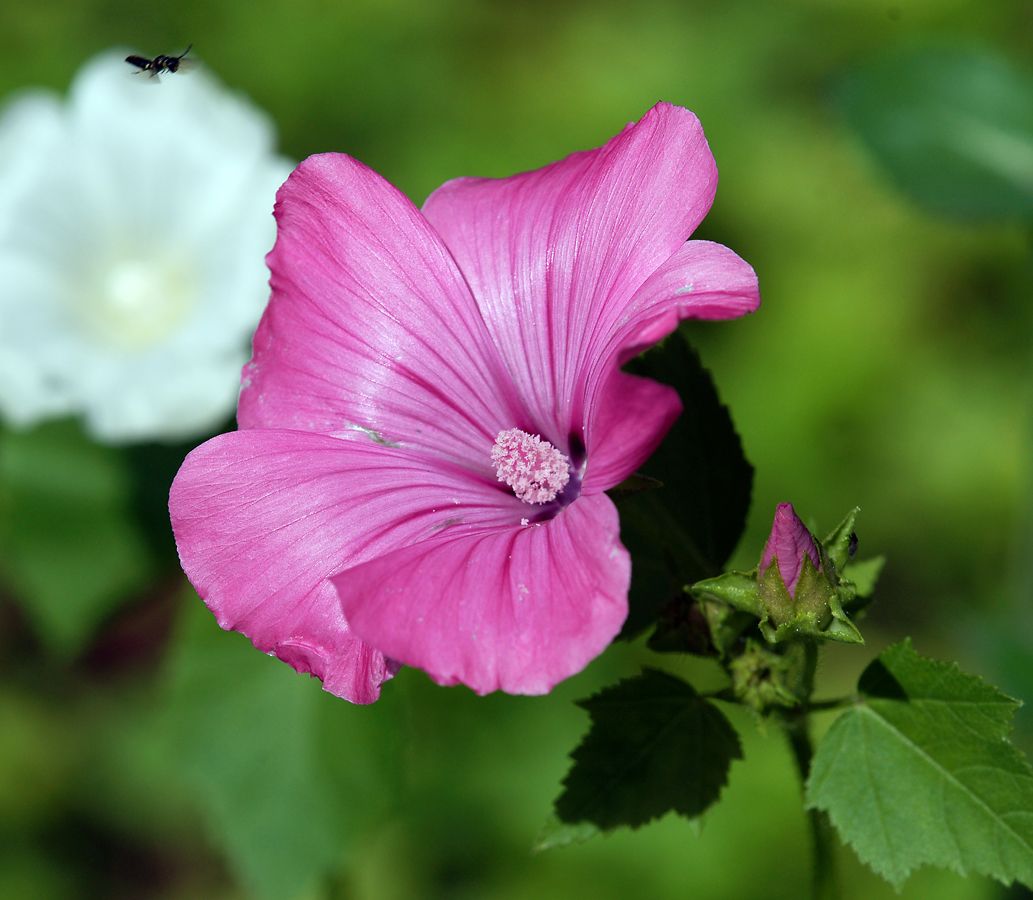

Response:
(755, 502), (863, 645)
(689, 504), (866, 650)
(759, 502), (821, 596)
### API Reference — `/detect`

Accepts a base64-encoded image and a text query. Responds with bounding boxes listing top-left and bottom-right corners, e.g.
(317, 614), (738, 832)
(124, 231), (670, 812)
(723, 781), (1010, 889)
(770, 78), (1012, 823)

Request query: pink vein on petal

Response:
(581, 239), (760, 490)
(421, 103), (719, 446)
(335, 493), (629, 696)
(170, 428), (526, 702)
(238, 153), (528, 468)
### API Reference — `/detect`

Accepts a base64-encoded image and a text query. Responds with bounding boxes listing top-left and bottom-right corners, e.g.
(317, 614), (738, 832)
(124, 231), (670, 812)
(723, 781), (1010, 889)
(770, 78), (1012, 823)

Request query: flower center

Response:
(85, 256), (196, 350)
(491, 428), (571, 504)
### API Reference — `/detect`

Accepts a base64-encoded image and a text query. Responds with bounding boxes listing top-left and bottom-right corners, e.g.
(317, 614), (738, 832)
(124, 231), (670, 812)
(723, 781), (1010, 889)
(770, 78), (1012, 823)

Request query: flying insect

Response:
(125, 45), (193, 78)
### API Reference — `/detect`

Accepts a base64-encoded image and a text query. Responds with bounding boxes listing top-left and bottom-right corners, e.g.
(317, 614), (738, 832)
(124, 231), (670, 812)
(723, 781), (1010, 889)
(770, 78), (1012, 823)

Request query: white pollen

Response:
(491, 428), (570, 504)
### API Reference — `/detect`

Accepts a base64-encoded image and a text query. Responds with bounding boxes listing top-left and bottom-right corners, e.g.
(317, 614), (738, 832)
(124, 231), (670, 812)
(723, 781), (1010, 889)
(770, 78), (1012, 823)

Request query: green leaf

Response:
(0, 420), (154, 655)
(838, 45), (1033, 220)
(806, 639), (1033, 890)
(552, 669), (742, 833)
(161, 593), (391, 899)
(617, 330), (753, 638)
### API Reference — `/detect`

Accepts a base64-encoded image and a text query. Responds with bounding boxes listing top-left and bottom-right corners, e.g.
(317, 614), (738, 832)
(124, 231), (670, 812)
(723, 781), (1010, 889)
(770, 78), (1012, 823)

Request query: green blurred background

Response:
(1, 0), (1032, 897)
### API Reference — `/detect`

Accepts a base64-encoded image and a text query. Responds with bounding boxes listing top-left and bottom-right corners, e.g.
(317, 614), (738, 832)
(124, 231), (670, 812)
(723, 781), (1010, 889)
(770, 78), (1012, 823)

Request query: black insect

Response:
(125, 45), (193, 78)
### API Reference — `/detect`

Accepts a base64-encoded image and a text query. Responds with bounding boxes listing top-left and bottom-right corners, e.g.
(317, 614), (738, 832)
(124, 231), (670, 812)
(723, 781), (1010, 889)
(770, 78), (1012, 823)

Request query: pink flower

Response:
(759, 503), (822, 597)
(169, 102), (760, 704)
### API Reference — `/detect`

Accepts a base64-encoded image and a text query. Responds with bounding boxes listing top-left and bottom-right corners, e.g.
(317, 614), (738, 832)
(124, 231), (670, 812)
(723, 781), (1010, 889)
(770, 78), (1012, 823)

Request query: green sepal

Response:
(756, 557), (801, 633)
(757, 555), (864, 645)
(825, 592), (864, 644)
(699, 599), (758, 658)
(820, 543), (865, 644)
(823, 507), (860, 572)
(690, 570), (763, 618)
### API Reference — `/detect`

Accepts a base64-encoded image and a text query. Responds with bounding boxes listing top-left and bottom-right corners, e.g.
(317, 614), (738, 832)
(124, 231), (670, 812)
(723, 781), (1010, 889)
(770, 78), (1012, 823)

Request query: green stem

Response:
(785, 715), (837, 900)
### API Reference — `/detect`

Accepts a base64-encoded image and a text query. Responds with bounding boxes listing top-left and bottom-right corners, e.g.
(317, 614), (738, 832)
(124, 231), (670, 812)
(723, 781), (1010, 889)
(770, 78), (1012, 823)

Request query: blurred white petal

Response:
(0, 50), (293, 442)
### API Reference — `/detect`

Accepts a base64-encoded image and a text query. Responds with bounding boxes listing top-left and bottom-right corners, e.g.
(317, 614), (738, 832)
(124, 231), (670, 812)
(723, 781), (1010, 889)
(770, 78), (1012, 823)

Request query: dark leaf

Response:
(552, 669), (742, 833)
(617, 331), (753, 639)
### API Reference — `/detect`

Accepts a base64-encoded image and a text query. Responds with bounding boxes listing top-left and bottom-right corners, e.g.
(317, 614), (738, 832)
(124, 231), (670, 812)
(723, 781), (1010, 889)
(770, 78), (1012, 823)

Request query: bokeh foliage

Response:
(1, 0), (1032, 897)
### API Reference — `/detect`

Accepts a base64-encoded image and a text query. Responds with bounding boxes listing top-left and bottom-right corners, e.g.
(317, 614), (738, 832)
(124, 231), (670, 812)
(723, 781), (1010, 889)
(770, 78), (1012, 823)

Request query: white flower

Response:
(0, 50), (292, 442)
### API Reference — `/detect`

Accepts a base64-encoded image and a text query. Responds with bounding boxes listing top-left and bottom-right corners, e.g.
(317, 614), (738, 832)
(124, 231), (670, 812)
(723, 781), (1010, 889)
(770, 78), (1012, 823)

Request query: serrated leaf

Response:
(553, 669), (742, 832)
(0, 420), (154, 654)
(838, 45), (1033, 220)
(806, 639), (1033, 890)
(617, 331), (753, 638)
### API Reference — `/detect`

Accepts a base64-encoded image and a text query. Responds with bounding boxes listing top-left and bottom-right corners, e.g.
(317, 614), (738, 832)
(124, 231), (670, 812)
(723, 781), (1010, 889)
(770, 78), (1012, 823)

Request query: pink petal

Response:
(238, 153), (529, 469)
(759, 502), (821, 597)
(579, 240), (760, 490)
(334, 493), (630, 696)
(581, 373), (682, 494)
(170, 428), (527, 703)
(420, 102), (718, 447)
(612, 240), (761, 362)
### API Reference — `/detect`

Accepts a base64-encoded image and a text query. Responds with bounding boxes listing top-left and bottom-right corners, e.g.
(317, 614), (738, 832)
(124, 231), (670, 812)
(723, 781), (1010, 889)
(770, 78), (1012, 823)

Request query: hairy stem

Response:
(785, 715), (837, 900)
